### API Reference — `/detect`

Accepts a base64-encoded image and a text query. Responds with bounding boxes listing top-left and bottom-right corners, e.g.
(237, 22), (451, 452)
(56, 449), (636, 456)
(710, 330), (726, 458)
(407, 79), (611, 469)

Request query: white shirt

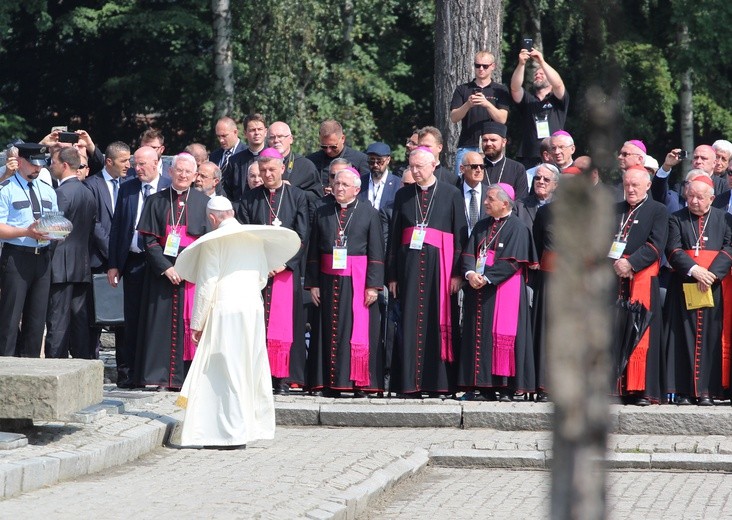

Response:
(131, 176), (161, 253)
(368, 172), (388, 210)
(463, 181), (483, 235)
(102, 169), (121, 212)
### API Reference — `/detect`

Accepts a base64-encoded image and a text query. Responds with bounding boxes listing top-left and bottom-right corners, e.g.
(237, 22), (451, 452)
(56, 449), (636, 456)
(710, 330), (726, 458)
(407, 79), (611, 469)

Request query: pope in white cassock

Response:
(174, 196), (300, 448)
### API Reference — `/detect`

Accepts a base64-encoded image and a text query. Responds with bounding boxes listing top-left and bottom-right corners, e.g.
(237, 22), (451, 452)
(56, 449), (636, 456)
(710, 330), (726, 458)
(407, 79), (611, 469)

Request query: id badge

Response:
(608, 240), (626, 260)
(332, 247), (347, 269)
(535, 119), (550, 139)
(164, 232), (181, 257)
(475, 249), (487, 275)
(409, 227), (426, 250)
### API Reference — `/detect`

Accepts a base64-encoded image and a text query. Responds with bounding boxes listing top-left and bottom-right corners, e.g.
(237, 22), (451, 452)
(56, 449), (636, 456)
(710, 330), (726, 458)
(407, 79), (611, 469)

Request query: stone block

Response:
(320, 404), (461, 427)
(0, 358), (103, 421)
(0, 432), (27, 450)
(0, 462), (23, 498)
(275, 402), (320, 426)
(429, 448), (547, 469)
(462, 403), (553, 430)
(20, 456), (60, 493)
(616, 407), (732, 435)
(48, 450), (91, 481)
(651, 452), (732, 471)
(605, 452), (651, 470)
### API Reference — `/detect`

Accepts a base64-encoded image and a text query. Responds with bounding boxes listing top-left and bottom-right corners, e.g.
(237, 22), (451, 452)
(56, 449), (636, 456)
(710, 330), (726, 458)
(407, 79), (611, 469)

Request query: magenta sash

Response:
(401, 226), (454, 362)
(321, 254), (370, 387)
(161, 225), (198, 361)
(267, 270), (294, 378)
(485, 250), (519, 376)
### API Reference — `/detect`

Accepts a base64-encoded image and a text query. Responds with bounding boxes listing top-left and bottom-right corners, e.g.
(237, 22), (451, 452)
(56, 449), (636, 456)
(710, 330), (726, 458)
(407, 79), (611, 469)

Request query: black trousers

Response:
(0, 247), (52, 357)
(45, 282), (91, 359)
(120, 252), (146, 382)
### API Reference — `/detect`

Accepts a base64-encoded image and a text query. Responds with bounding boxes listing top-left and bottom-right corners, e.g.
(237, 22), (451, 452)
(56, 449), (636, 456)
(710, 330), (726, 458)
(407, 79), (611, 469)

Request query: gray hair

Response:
(200, 161), (221, 180)
(536, 163), (560, 182)
(329, 157), (352, 169)
(486, 183), (516, 210)
(171, 152), (197, 171)
(713, 140), (732, 156)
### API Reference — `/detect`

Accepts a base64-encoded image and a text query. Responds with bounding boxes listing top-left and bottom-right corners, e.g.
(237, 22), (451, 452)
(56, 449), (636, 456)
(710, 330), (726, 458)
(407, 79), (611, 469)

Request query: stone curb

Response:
(0, 405), (175, 499)
(305, 448), (429, 520)
(274, 400), (732, 435)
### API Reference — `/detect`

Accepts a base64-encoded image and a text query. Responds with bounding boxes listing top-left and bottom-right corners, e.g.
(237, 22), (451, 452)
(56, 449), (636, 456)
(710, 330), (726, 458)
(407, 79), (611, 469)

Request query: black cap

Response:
(481, 121), (507, 138)
(365, 142), (391, 157)
(16, 143), (48, 166)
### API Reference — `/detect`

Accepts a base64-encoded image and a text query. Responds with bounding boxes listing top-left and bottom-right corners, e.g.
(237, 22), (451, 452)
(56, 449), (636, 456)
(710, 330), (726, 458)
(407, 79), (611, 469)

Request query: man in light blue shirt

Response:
(0, 143), (59, 356)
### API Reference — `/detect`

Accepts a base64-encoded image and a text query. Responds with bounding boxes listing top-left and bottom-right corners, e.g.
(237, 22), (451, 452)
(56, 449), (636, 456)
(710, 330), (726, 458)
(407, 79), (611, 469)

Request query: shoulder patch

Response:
(0, 179), (11, 189)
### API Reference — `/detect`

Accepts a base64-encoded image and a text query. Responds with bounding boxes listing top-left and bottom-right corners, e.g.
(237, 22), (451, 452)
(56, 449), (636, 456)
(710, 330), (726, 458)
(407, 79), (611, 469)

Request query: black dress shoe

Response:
(536, 391), (549, 403)
(698, 396), (714, 406)
(353, 390), (368, 398)
(310, 390), (324, 397)
(396, 392), (422, 399)
(676, 395), (692, 405)
(498, 390), (513, 402)
(633, 396), (651, 406)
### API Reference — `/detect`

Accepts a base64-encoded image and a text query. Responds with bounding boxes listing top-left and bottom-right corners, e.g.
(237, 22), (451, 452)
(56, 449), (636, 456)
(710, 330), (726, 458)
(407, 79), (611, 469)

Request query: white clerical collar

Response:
(173, 187), (187, 195)
(418, 177), (437, 191)
(339, 199), (356, 209)
(268, 183), (284, 193)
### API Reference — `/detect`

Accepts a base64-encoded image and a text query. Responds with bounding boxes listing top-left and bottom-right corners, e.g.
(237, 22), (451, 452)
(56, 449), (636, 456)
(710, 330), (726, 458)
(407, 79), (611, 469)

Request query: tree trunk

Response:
(212, 0), (234, 118)
(678, 23), (693, 175)
(434, 0), (503, 168)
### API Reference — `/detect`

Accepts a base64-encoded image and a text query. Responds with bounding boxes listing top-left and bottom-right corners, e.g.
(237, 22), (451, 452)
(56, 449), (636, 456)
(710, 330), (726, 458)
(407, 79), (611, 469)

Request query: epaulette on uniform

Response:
(0, 179), (11, 191)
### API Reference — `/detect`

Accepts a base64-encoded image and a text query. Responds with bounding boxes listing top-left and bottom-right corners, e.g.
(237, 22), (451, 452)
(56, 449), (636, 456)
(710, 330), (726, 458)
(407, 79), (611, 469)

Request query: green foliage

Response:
(693, 93), (732, 140)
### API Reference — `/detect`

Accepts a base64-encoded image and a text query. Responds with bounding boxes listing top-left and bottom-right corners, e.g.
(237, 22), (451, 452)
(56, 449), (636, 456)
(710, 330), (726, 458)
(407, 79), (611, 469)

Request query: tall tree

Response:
(212, 0), (234, 118)
(434, 0), (503, 167)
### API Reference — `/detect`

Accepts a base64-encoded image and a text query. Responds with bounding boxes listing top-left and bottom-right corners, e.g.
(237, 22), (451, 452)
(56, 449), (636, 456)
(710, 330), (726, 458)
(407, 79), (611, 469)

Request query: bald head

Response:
(692, 145), (716, 175)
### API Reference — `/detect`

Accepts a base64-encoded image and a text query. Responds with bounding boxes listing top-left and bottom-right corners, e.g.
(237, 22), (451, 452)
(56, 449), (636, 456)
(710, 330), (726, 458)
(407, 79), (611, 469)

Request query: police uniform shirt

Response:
(0, 173), (58, 247)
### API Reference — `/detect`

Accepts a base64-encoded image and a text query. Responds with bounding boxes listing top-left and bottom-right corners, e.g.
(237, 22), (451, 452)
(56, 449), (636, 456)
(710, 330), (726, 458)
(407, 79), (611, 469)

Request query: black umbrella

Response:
(612, 298), (653, 391)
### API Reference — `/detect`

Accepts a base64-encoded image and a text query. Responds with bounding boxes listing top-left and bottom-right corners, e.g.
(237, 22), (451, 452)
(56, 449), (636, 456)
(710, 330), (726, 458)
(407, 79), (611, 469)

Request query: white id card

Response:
(409, 228), (426, 250)
(332, 247), (347, 269)
(164, 232), (181, 257)
(535, 119), (550, 139)
(607, 240), (626, 260)
(475, 250), (487, 275)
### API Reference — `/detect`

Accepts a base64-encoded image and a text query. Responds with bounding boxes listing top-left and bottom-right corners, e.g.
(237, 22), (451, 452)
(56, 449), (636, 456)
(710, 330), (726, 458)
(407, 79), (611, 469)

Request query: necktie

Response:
(220, 149), (232, 171)
(137, 184), (152, 250)
(111, 179), (119, 210)
(28, 181), (41, 219)
(469, 188), (479, 229)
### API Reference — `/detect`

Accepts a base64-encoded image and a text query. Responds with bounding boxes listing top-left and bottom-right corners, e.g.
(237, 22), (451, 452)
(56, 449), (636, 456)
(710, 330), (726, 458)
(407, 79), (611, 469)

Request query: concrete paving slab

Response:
(320, 404), (462, 427)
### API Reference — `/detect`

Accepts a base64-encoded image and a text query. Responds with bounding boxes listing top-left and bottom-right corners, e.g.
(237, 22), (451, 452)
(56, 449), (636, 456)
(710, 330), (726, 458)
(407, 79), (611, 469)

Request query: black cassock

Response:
(387, 180), (467, 394)
(305, 199), (385, 391)
(135, 188), (211, 388)
(613, 197), (668, 400)
(238, 183), (310, 385)
(531, 203), (553, 392)
(664, 207), (732, 399)
(459, 214), (537, 392)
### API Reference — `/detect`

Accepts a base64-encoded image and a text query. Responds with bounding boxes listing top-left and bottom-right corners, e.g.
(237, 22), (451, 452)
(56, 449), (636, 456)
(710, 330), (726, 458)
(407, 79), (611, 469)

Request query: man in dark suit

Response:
(225, 113), (267, 201)
(84, 141), (131, 357)
(417, 126), (455, 183)
(267, 121), (323, 209)
(307, 119), (370, 184)
(45, 147), (97, 359)
(209, 116), (246, 181)
(107, 146), (171, 387)
(456, 151), (488, 238)
(359, 142), (400, 212)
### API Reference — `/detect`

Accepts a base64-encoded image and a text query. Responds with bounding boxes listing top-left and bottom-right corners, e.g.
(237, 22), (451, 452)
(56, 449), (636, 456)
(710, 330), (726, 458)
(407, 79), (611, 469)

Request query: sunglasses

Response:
(534, 176), (554, 182)
(320, 145), (339, 151)
(464, 164), (484, 170)
(474, 63), (494, 69)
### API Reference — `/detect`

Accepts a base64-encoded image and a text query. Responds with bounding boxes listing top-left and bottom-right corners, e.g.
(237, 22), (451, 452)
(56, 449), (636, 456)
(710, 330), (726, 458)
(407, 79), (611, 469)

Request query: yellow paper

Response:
(682, 283), (715, 310)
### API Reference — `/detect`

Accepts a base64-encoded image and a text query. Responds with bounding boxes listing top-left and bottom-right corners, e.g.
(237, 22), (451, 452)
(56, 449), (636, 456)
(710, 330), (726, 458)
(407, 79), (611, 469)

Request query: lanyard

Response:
(488, 157), (507, 184)
(616, 196), (647, 241)
(689, 211), (711, 256)
(168, 189), (190, 233)
(264, 184), (286, 224)
(415, 182), (437, 227)
(481, 218), (508, 254)
(335, 200), (358, 241)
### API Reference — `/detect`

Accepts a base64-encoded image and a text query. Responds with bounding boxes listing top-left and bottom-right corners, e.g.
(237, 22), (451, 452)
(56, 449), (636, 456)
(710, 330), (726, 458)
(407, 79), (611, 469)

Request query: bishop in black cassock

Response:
(664, 176), (732, 405)
(135, 155), (211, 389)
(305, 168), (385, 395)
(237, 149), (310, 393)
(387, 148), (467, 396)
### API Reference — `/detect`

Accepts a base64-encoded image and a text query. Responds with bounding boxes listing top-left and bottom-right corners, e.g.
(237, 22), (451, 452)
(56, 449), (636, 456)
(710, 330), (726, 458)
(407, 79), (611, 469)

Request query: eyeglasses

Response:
(405, 139), (418, 147)
(534, 176), (554, 182)
(320, 144), (339, 151)
(333, 182), (354, 189)
(551, 145), (572, 151)
(464, 164), (484, 170)
(618, 151), (640, 157)
(474, 63), (494, 69)
(78, 164), (89, 169)
(368, 157), (388, 164)
(268, 134), (291, 141)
